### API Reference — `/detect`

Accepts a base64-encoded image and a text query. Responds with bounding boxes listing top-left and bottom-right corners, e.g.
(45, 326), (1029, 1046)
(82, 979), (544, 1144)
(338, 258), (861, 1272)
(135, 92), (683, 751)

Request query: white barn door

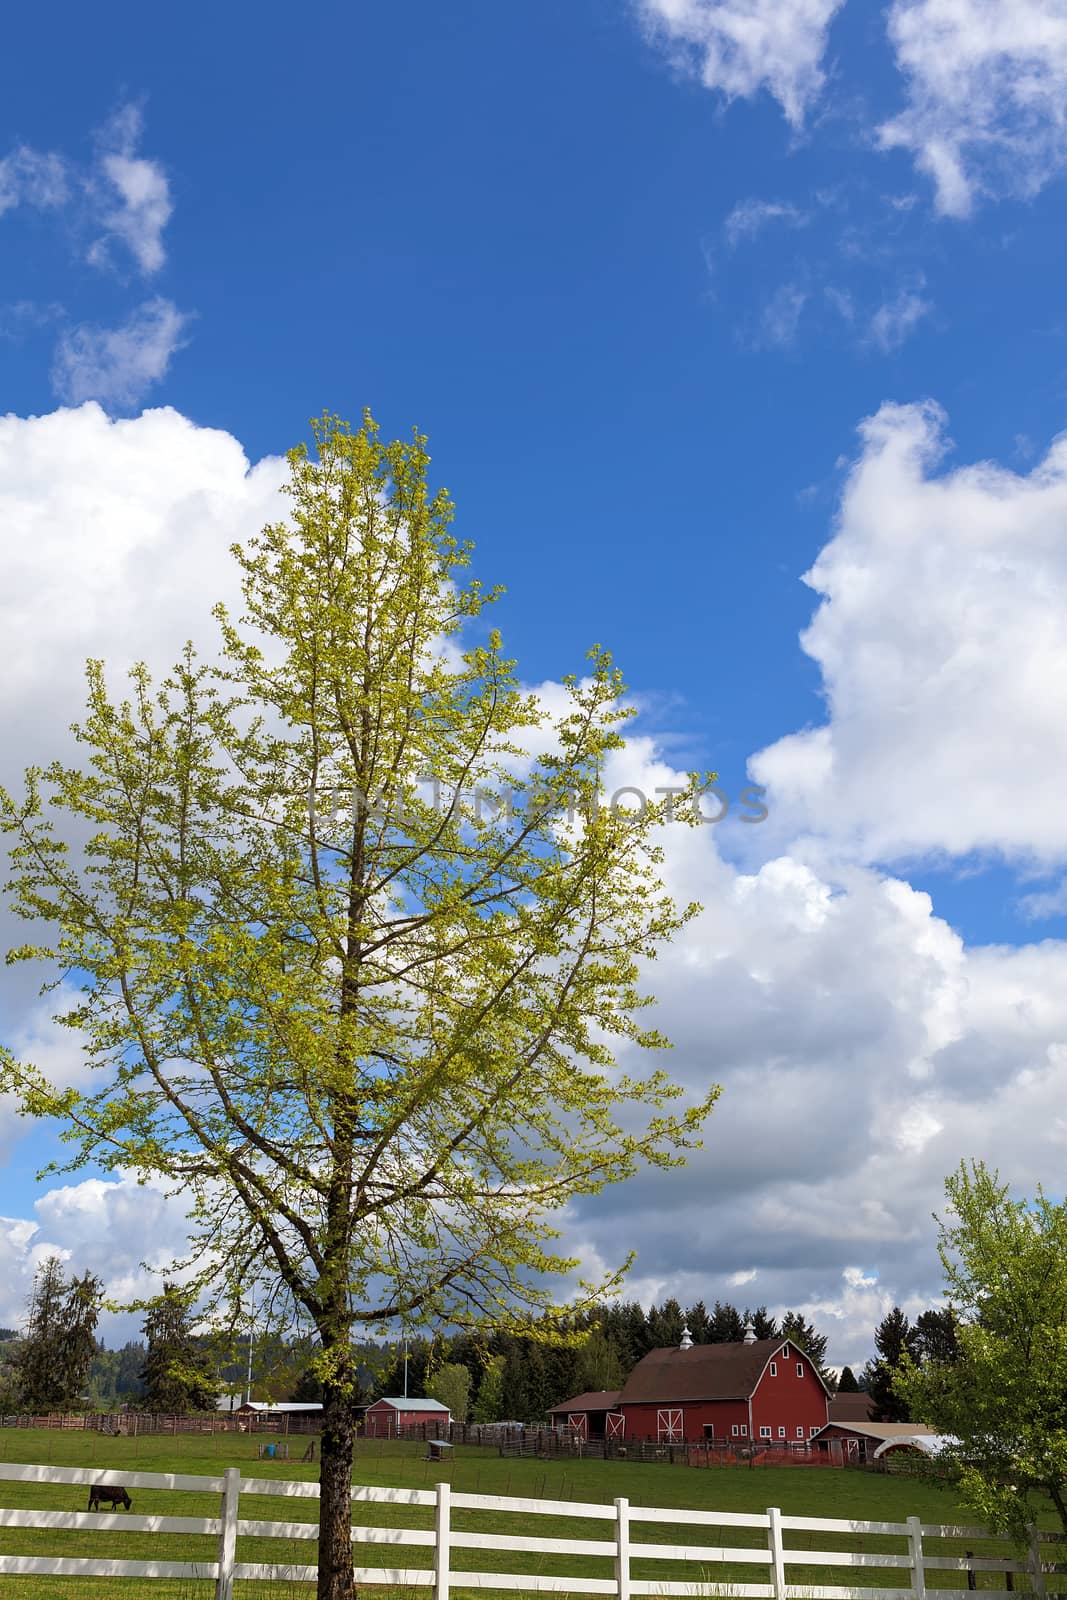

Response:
(656, 1408), (684, 1443)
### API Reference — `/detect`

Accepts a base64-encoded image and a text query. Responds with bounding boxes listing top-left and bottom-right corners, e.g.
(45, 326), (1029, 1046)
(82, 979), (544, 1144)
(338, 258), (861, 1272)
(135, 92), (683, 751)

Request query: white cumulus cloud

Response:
(880, 0), (1067, 216)
(89, 103), (173, 276)
(752, 400), (1067, 867)
(636, 0), (845, 127)
(51, 298), (192, 408)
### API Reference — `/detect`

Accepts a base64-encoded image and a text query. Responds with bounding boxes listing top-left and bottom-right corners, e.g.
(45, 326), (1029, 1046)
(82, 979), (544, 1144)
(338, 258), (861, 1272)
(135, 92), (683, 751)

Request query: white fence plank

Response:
(233, 1563), (320, 1582)
(0, 1555), (217, 1578)
(631, 1506), (769, 1528)
(449, 1574), (616, 1594)
(629, 1587), (772, 1600)
(0, 1507), (218, 1535)
(629, 1542), (772, 1564)
(450, 1490), (617, 1519)
(452, 1529), (616, 1557)
(790, 1552), (913, 1570)
(781, 1515), (909, 1536)
(0, 1460), (224, 1492)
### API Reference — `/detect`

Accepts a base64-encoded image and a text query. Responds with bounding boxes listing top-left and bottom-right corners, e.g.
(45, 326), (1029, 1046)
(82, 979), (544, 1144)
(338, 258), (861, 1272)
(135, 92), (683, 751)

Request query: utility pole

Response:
(245, 1296), (254, 1406)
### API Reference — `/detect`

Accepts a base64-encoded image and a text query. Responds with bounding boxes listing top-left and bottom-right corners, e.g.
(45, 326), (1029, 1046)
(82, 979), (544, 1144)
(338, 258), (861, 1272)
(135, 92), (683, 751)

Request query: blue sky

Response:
(3, 0), (1067, 1356)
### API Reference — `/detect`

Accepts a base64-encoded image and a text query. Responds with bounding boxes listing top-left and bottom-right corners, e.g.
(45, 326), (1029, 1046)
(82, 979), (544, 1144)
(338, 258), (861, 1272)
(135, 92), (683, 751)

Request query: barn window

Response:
(797, 1426), (805, 1438)
(810, 1426), (819, 1437)
(782, 1345), (789, 1358)
(777, 1426), (786, 1438)
(731, 1425), (739, 1437)
(769, 1361), (777, 1376)
(740, 1424), (748, 1436)
(797, 1362), (804, 1377)
(760, 1426), (771, 1438)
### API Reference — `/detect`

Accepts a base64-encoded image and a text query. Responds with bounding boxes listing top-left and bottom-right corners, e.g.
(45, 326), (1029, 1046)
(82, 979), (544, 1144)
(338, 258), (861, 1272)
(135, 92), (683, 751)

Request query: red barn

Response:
(609, 1329), (830, 1444)
(363, 1396), (450, 1437)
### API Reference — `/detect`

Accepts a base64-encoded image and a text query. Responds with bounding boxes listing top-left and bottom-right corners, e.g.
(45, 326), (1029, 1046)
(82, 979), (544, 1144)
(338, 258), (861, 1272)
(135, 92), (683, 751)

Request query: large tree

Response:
(0, 412), (717, 1599)
(899, 1161), (1067, 1536)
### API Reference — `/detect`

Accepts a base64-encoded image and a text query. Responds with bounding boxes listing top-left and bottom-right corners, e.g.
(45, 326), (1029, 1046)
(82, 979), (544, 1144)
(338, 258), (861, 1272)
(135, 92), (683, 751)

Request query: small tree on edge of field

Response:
(898, 1160), (1067, 1537)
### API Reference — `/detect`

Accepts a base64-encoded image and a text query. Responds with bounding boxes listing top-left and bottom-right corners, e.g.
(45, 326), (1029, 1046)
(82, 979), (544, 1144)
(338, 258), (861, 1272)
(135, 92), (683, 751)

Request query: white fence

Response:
(0, 1459), (1061, 1598)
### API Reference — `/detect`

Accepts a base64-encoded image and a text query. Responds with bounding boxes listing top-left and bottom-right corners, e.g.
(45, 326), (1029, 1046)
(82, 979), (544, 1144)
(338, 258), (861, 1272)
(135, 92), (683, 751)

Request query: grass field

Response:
(0, 1428), (1057, 1600)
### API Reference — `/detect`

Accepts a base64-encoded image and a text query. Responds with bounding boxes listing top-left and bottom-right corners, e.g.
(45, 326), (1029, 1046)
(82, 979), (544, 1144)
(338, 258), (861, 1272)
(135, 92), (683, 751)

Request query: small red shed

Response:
(611, 1327), (831, 1444)
(363, 1397), (451, 1437)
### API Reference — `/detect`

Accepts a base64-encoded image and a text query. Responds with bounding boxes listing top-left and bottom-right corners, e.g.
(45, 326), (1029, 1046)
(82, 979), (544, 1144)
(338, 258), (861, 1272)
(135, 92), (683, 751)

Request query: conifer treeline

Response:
(359, 1299), (834, 1424)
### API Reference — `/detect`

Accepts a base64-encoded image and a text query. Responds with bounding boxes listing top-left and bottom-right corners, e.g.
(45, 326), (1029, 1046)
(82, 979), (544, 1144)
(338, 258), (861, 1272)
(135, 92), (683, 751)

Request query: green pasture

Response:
(0, 1429), (1058, 1599)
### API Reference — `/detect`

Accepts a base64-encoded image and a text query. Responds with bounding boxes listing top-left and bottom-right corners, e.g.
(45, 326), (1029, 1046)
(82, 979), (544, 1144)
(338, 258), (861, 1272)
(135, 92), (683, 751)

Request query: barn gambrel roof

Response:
(617, 1339), (832, 1405)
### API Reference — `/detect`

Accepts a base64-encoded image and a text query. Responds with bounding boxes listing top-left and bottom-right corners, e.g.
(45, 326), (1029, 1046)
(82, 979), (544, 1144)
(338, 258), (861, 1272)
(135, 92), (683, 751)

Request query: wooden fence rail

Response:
(0, 1459), (1062, 1598)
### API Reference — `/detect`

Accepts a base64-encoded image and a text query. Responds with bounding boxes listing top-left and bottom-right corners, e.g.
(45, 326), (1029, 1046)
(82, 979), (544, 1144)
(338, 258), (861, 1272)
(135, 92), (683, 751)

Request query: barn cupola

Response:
(742, 1320), (756, 1344)
(679, 1325), (693, 1350)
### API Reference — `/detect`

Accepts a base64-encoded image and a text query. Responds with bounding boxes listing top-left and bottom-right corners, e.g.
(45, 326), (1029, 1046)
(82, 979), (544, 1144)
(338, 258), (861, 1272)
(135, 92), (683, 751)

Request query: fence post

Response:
(767, 1507), (786, 1600)
(907, 1515), (926, 1600)
(1028, 1528), (1046, 1597)
(615, 1496), (631, 1600)
(434, 1479), (451, 1600)
(215, 1466), (241, 1600)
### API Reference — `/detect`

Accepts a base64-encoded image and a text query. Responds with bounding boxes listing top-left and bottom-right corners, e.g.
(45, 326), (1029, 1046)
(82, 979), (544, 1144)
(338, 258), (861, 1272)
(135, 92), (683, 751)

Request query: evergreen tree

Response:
(60, 1272), (104, 1405)
(603, 1301), (650, 1367)
(913, 1307), (959, 1366)
(863, 1307), (915, 1421)
(685, 1301), (711, 1343)
(141, 1284), (217, 1413)
(11, 1257), (101, 1409)
(708, 1301), (745, 1342)
(12, 1255), (67, 1408)
(744, 1306), (779, 1340)
(836, 1365), (861, 1393)
(291, 1364), (324, 1404)
(501, 1339), (531, 1421)
(647, 1297), (686, 1348)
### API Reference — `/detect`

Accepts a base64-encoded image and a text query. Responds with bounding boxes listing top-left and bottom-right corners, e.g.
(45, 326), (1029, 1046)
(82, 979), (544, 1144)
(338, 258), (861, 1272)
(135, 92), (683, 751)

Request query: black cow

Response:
(87, 1484), (132, 1512)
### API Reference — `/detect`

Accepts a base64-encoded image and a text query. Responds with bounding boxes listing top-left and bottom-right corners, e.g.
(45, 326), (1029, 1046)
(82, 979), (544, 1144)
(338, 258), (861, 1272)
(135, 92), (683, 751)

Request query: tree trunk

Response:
(317, 1380), (355, 1600)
